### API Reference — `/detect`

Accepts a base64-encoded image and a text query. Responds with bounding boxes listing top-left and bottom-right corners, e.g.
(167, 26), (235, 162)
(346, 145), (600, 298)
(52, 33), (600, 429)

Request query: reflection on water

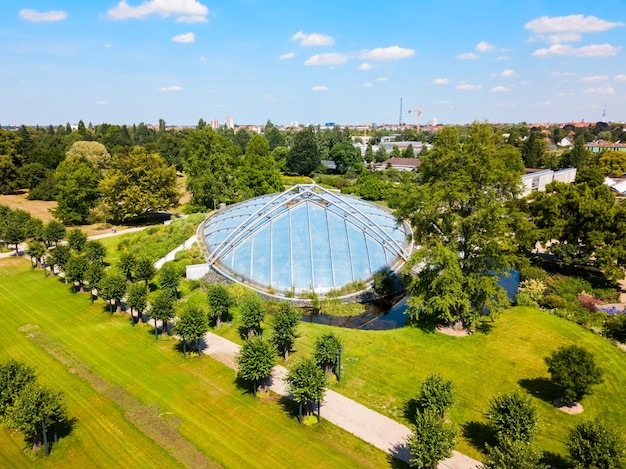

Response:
(302, 270), (520, 331)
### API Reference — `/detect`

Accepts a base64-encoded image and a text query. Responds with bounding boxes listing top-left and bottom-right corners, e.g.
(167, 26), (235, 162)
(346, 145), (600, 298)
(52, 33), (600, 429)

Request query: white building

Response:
(521, 168), (577, 197)
(225, 116), (234, 129)
(210, 119), (219, 129)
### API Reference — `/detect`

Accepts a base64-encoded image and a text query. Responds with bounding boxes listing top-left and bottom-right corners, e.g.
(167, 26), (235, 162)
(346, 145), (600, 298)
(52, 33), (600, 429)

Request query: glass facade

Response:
(201, 184), (412, 297)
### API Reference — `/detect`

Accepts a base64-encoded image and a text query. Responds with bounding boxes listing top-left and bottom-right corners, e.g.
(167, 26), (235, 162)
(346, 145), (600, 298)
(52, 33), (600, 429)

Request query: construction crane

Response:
(408, 106), (458, 132)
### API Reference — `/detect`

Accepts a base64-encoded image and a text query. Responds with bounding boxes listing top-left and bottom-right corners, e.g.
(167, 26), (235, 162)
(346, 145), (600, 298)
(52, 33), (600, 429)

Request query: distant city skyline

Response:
(1, 1), (625, 126)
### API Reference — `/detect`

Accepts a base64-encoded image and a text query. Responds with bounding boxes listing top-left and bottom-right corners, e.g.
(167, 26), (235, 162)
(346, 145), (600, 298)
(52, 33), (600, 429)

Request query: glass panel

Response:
(327, 213), (352, 287)
(231, 237), (252, 282)
(271, 214), (291, 291)
(308, 203), (332, 291)
(251, 226), (271, 289)
(289, 205), (312, 290)
(346, 223), (371, 280)
(366, 235), (387, 275)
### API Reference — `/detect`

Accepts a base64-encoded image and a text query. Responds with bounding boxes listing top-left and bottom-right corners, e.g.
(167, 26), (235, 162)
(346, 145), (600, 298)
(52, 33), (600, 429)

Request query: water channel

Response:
(303, 270), (520, 330)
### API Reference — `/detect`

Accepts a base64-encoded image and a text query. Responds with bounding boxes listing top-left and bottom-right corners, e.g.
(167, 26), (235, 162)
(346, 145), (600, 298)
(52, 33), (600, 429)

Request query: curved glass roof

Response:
(200, 184), (412, 297)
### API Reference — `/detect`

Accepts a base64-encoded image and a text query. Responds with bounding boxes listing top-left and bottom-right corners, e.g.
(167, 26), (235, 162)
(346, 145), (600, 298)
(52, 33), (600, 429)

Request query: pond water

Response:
(302, 270), (520, 331)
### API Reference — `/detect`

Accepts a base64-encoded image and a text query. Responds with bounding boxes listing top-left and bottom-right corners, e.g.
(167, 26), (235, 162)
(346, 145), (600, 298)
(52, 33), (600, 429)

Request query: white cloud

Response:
(19, 9), (67, 22)
(476, 41), (496, 52)
(525, 15), (623, 34)
(262, 94), (276, 101)
(104, 43), (113, 48)
(291, 31), (334, 46)
(536, 100), (552, 107)
(358, 62), (374, 70)
(312, 85), (328, 91)
(432, 78), (450, 85)
(490, 86), (510, 92)
(279, 51), (295, 60)
(95, 100), (108, 105)
(172, 32), (195, 43)
(547, 33), (582, 43)
(578, 75), (609, 82)
(107, 0), (209, 22)
(159, 85), (183, 92)
(199, 56), (206, 61)
(304, 53), (347, 66)
(533, 43), (621, 57)
(457, 83), (482, 90)
(358, 46), (414, 61)
(614, 74), (626, 82)
(363, 82), (373, 88)
(375, 77), (387, 82)
(550, 71), (577, 77)
(499, 69), (516, 78)
(456, 52), (479, 60)
(583, 86), (614, 94)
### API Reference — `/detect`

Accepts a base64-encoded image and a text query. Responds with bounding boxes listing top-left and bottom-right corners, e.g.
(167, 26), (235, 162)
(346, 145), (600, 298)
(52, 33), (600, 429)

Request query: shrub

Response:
(604, 313), (626, 343)
(519, 264), (548, 282)
(515, 292), (539, 308)
(517, 279), (546, 302)
(577, 293), (600, 313)
(592, 287), (620, 303)
(539, 294), (569, 310)
(550, 276), (593, 301)
(545, 345), (604, 403)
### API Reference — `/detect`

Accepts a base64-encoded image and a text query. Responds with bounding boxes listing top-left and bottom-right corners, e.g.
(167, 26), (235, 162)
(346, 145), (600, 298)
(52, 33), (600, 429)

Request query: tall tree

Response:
(486, 391), (539, 444)
(235, 336), (277, 397)
(414, 373), (454, 419)
(52, 155), (99, 224)
(286, 357), (326, 423)
(206, 283), (233, 329)
(84, 240), (107, 265)
(3, 208), (31, 255)
(329, 141), (363, 174)
(567, 418), (625, 469)
(26, 241), (46, 269)
(43, 220), (66, 247)
(239, 293), (265, 337)
(545, 345), (604, 404)
(5, 381), (68, 452)
(126, 282), (148, 325)
(235, 134), (284, 199)
(99, 271), (127, 313)
(313, 332), (342, 378)
(150, 290), (175, 339)
(66, 141), (111, 176)
(174, 304), (209, 356)
(286, 126), (320, 176)
(66, 228), (87, 252)
(409, 409), (456, 469)
(394, 123), (524, 330)
(134, 257), (156, 289)
(46, 244), (70, 276)
(0, 359), (36, 416)
(157, 262), (180, 299)
(183, 127), (237, 210)
(64, 254), (89, 293)
(118, 251), (136, 281)
(271, 302), (301, 361)
(99, 147), (179, 222)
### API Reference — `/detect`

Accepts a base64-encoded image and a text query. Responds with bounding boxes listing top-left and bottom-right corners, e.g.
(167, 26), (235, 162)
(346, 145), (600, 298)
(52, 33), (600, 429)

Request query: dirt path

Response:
(202, 332), (481, 469)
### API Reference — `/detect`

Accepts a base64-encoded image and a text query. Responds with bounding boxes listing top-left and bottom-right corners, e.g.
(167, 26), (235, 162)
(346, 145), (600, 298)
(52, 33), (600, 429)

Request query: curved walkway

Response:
(202, 332), (481, 469)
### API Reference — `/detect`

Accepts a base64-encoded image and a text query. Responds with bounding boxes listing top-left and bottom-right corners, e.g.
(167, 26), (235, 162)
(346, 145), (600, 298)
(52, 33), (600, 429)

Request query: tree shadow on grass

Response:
(402, 398), (419, 426)
(462, 420), (495, 453)
(518, 377), (560, 404)
(45, 416), (77, 454)
(387, 441), (411, 468)
(541, 451), (572, 469)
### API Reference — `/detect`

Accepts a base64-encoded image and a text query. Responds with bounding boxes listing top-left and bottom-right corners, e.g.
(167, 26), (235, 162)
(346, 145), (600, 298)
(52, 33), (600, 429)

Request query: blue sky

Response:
(1, 1), (625, 127)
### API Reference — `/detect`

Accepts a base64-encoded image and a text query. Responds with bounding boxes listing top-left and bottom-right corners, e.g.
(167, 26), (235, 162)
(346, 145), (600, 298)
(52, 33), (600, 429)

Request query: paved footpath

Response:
(202, 332), (481, 469)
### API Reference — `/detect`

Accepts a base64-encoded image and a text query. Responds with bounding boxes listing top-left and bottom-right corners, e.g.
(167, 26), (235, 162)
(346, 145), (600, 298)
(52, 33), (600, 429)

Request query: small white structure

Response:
(186, 263), (211, 280)
(521, 168), (577, 197)
(605, 177), (626, 195)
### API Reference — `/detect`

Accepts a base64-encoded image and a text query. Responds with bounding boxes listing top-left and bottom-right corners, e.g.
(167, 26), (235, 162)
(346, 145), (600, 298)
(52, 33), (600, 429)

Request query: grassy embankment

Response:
(0, 257), (390, 468)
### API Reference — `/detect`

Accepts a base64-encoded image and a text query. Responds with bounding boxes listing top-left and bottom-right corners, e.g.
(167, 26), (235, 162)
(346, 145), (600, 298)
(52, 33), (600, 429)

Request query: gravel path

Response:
(202, 332), (481, 468)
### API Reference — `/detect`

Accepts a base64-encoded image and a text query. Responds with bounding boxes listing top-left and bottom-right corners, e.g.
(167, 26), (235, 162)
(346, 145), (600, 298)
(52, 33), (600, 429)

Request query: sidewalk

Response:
(202, 332), (481, 469)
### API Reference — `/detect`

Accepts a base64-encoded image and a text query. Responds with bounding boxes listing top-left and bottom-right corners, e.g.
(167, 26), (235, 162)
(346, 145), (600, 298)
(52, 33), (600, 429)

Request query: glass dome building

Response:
(199, 184), (413, 299)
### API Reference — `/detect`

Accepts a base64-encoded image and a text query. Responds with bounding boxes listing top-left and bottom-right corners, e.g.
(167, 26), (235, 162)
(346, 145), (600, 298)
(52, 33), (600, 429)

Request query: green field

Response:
(291, 308), (626, 460)
(0, 257), (390, 468)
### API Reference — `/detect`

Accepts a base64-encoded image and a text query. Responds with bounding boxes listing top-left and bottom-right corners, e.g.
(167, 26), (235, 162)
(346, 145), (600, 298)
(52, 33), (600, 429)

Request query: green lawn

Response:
(0, 257), (390, 468)
(291, 308), (626, 461)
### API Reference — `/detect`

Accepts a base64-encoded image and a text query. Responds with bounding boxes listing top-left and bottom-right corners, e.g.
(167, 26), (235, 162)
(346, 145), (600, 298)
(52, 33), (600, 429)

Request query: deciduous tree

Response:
(150, 290), (175, 339)
(126, 282), (147, 325)
(271, 302), (301, 361)
(545, 345), (604, 404)
(239, 293), (265, 337)
(286, 125), (320, 176)
(286, 357), (326, 423)
(174, 304), (209, 356)
(235, 336), (277, 397)
(486, 391), (539, 444)
(53, 156), (99, 224)
(409, 409), (456, 469)
(206, 283), (233, 329)
(567, 418), (625, 469)
(314, 332), (342, 378)
(99, 271), (127, 313)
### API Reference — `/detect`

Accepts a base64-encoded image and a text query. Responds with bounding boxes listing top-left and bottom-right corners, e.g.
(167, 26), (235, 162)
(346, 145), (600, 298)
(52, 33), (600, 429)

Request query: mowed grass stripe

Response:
(0, 259), (391, 468)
